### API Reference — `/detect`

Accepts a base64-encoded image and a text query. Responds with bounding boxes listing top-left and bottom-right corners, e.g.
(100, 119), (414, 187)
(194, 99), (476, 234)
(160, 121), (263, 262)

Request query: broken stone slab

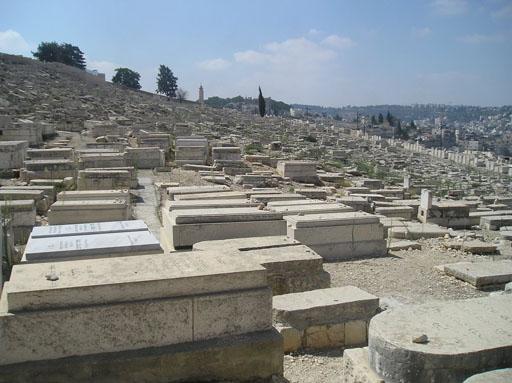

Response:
(368, 295), (512, 383)
(387, 240), (421, 251)
(192, 235), (298, 252)
(389, 222), (449, 240)
(250, 193), (306, 204)
(443, 240), (498, 254)
(30, 220), (148, 239)
(443, 260), (512, 289)
(23, 230), (163, 263)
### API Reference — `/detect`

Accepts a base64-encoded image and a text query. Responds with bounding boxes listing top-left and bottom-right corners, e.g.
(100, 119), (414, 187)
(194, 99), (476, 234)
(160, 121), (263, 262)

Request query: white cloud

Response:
(431, 0), (468, 15)
(492, 3), (512, 19)
(321, 34), (355, 49)
(234, 37), (341, 66)
(0, 29), (31, 55)
(87, 60), (120, 81)
(197, 58), (231, 71)
(456, 34), (504, 44)
(308, 28), (321, 36)
(412, 27), (432, 38)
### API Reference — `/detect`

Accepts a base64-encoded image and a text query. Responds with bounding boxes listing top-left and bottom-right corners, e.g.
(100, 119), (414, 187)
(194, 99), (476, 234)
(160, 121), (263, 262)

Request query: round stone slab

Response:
(368, 295), (512, 383)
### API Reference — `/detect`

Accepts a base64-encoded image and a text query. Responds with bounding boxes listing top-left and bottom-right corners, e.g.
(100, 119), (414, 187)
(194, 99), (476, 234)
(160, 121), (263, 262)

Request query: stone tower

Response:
(198, 84), (204, 104)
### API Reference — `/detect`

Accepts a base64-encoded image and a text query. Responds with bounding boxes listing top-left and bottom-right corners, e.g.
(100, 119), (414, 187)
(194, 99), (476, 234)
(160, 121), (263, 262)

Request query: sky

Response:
(1, 0), (511, 107)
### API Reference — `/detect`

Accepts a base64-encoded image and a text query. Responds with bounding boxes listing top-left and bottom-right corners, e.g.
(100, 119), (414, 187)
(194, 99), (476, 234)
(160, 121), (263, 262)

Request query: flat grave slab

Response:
(6, 251), (266, 311)
(171, 207), (283, 224)
(443, 260), (512, 288)
(285, 211), (379, 228)
(273, 286), (379, 329)
(30, 220), (148, 238)
(23, 231), (162, 263)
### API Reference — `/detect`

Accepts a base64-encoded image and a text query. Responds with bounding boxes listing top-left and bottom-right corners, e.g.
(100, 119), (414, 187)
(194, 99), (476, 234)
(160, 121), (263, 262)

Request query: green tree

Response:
(156, 65), (178, 97)
(258, 86), (266, 117)
(378, 113), (384, 124)
(32, 41), (86, 69)
(371, 115), (377, 125)
(112, 68), (141, 89)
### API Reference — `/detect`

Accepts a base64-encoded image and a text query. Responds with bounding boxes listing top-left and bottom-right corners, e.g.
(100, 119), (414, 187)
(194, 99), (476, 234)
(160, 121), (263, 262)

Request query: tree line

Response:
(32, 41), (187, 101)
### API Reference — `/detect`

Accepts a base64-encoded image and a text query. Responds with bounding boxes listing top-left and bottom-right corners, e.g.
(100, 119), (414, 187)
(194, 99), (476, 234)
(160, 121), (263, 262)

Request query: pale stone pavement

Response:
(133, 171), (161, 240)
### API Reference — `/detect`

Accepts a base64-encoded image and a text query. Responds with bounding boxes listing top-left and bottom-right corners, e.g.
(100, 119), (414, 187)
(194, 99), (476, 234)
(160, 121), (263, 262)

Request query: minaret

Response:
(198, 84), (204, 104)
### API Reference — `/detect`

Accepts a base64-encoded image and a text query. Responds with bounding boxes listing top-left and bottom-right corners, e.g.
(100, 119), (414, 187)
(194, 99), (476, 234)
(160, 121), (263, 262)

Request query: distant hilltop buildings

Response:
(198, 85), (204, 104)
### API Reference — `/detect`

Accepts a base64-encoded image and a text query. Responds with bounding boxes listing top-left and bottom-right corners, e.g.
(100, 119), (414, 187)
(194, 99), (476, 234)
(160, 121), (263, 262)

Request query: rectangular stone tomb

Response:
(285, 212), (387, 261)
(268, 203), (354, 216)
(171, 207), (283, 224)
(167, 185), (229, 200)
(57, 189), (130, 203)
(47, 199), (131, 225)
(22, 230), (162, 263)
(273, 286), (379, 352)
(480, 215), (512, 231)
(166, 199), (258, 211)
(162, 208), (286, 249)
(0, 251), (275, 372)
(443, 260), (512, 289)
(192, 239), (329, 296)
(368, 295), (512, 383)
(174, 191), (248, 201)
(30, 220), (148, 239)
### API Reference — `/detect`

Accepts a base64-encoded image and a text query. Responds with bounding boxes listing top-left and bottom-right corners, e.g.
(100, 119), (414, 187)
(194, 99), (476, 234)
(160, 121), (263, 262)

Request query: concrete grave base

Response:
(0, 330), (283, 383)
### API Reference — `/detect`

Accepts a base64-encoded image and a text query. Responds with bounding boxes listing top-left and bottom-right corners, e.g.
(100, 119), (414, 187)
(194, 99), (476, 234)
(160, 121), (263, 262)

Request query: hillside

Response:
(0, 53), (246, 132)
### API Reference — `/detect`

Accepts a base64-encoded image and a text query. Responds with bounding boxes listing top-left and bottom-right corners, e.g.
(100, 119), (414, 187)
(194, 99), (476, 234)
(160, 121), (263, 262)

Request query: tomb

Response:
(193, 238), (331, 295)
(0, 200), (36, 244)
(47, 199), (131, 225)
(0, 189), (49, 214)
(125, 146), (165, 168)
(273, 286), (379, 352)
(480, 215), (512, 231)
(276, 161), (319, 183)
(267, 202), (354, 216)
(285, 212), (387, 261)
(161, 207), (286, 249)
(0, 141), (28, 171)
(175, 136), (208, 165)
(166, 185), (229, 200)
(21, 159), (76, 180)
(22, 227), (162, 262)
(0, 252), (282, 382)
(77, 169), (132, 190)
(418, 190), (471, 229)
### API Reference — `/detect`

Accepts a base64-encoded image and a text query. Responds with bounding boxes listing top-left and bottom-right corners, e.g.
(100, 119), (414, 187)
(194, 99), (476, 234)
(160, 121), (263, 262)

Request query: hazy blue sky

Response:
(1, 0), (511, 106)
